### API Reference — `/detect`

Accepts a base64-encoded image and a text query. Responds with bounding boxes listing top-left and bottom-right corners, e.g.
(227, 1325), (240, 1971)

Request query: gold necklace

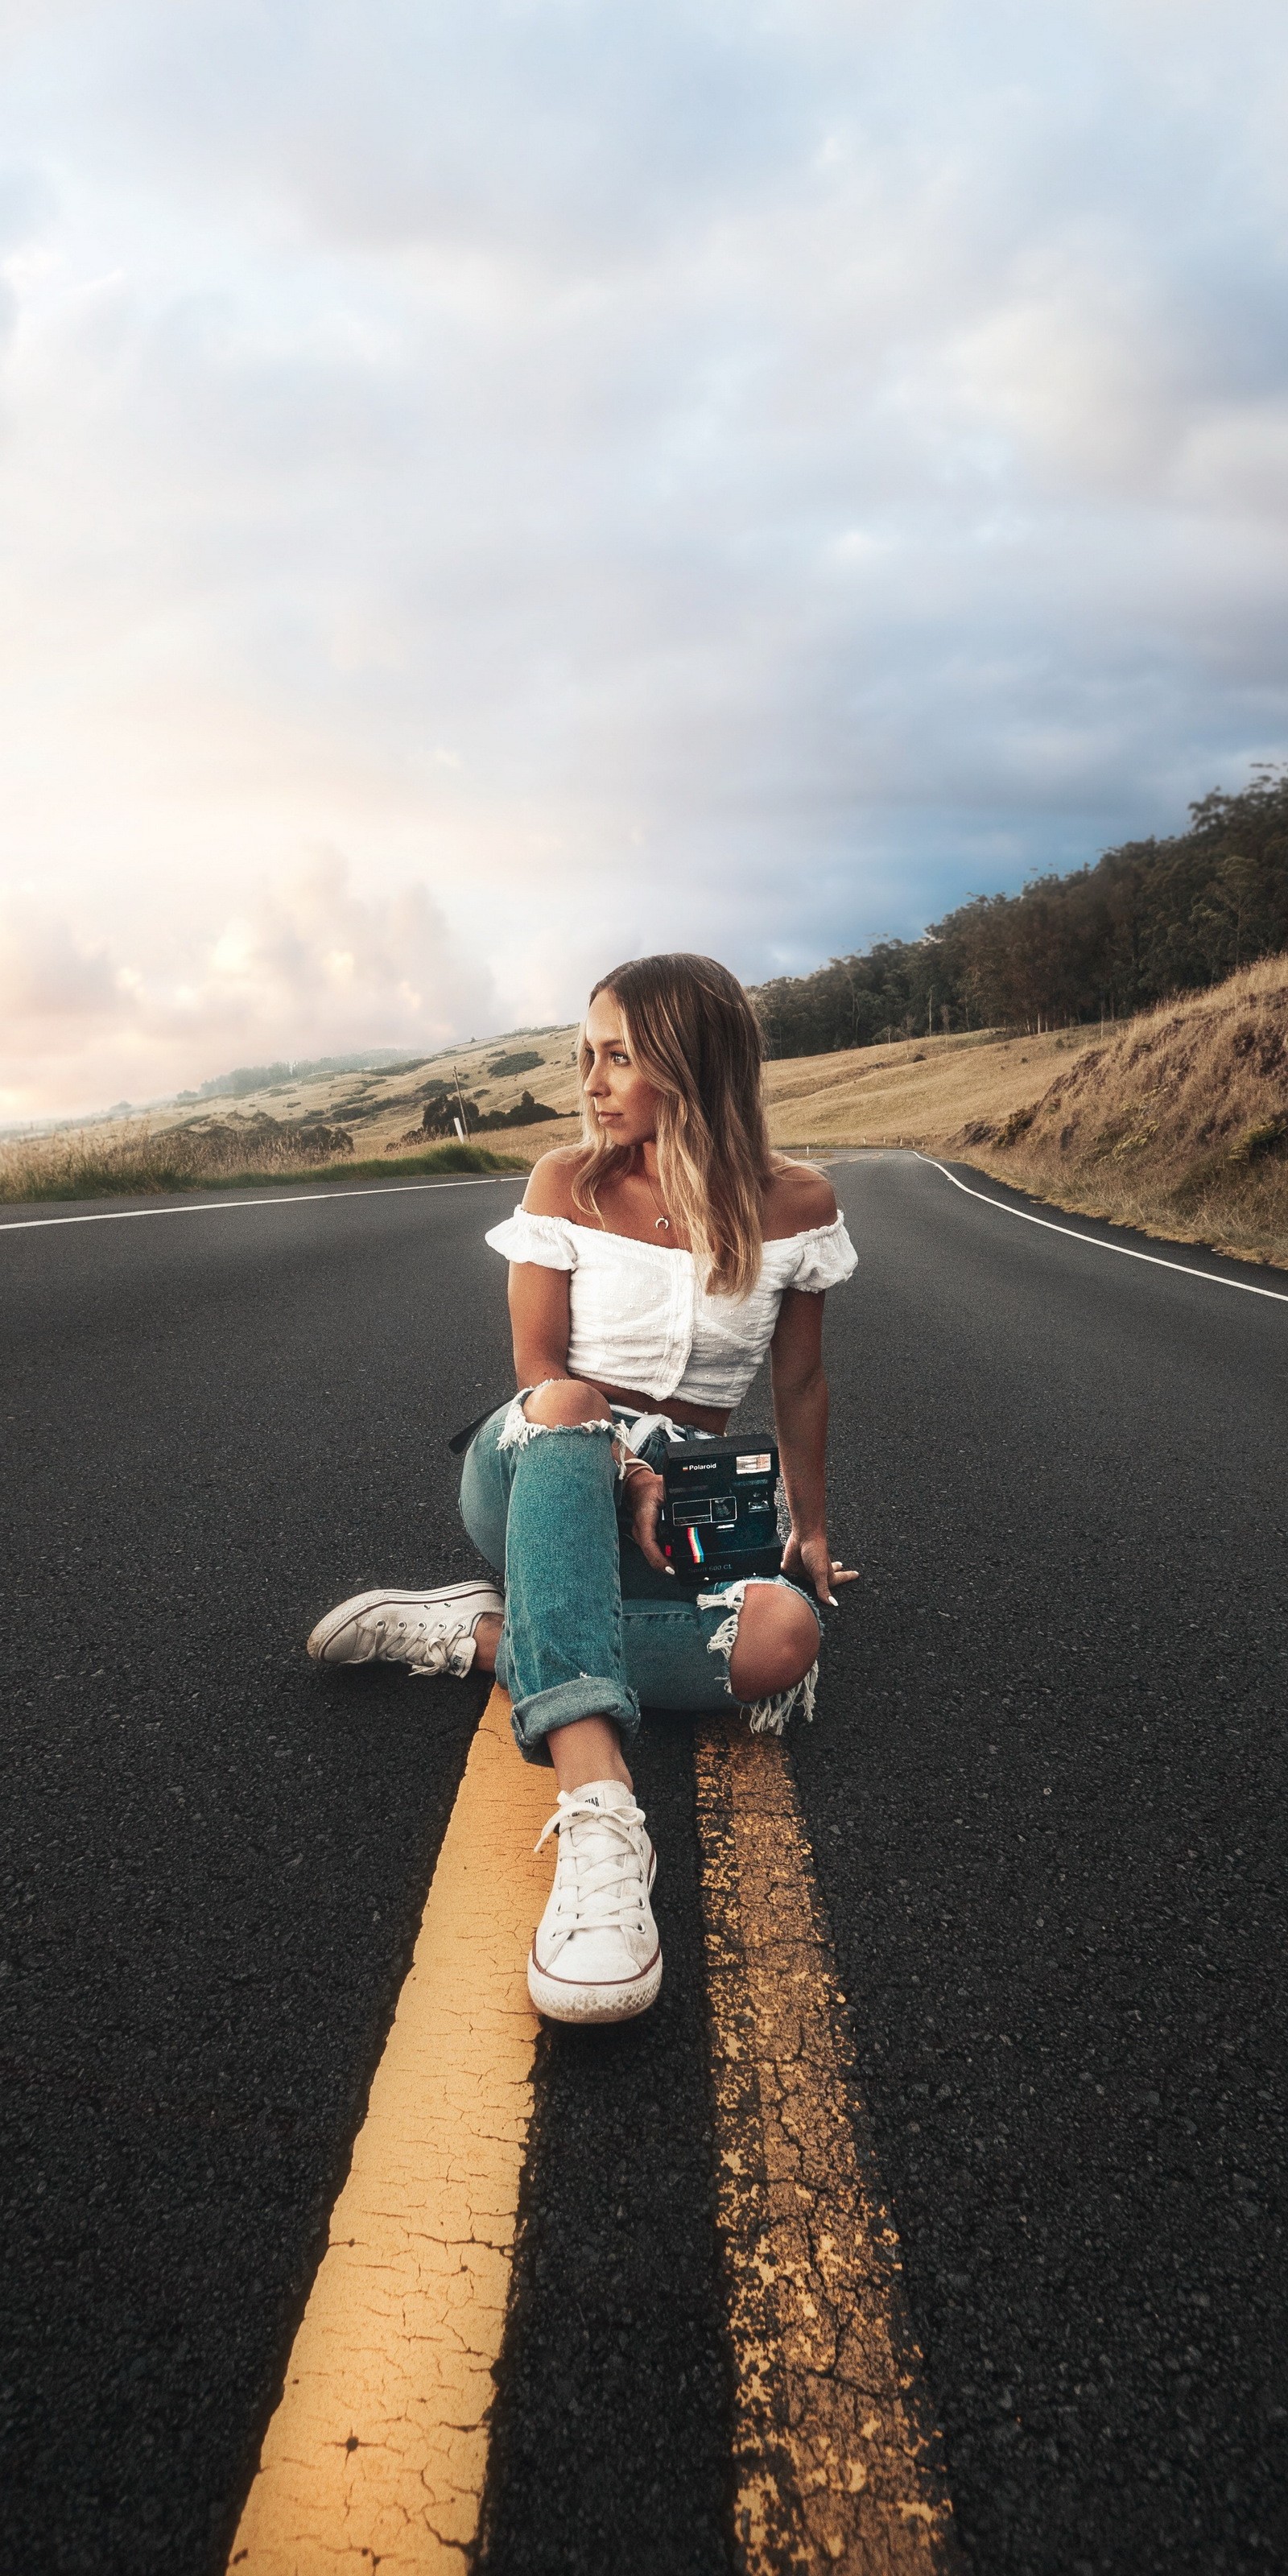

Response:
(640, 1159), (671, 1231)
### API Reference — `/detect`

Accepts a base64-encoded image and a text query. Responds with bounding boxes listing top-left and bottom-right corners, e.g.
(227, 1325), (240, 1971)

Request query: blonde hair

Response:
(572, 952), (778, 1297)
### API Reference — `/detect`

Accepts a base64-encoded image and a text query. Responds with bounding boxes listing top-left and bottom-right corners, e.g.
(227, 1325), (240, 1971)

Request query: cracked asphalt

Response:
(2, 1154), (1286, 2574)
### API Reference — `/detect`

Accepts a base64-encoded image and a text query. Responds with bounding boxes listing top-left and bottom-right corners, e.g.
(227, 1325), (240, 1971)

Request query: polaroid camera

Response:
(658, 1435), (782, 1586)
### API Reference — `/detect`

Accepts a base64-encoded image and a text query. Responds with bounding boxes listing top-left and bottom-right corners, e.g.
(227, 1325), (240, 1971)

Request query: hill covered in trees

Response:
(753, 768), (1288, 1058)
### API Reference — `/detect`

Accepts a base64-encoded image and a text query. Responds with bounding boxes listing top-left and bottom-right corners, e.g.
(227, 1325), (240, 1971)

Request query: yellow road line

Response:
(228, 1686), (549, 2574)
(228, 1690), (958, 2571)
(695, 1719), (961, 2572)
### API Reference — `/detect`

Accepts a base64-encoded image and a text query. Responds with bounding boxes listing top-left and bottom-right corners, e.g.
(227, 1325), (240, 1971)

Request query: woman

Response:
(308, 954), (857, 2025)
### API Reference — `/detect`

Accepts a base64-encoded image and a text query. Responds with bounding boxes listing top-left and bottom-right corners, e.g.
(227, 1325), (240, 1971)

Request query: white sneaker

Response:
(306, 1579), (504, 1676)
(528, 1780), (663, 2025)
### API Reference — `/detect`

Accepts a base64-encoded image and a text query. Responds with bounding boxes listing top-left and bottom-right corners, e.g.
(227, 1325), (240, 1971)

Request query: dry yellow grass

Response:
(11, 960), (1286, 1268)
(0, 1118), (355, 1201)
(949, 953), (1288, 1269)
(759, 1025), (1103, 1149)
(0, 1022), (1133, 1207)
(476, 1026), (1107, 1170)
(0, 1125), (526, 1203)
(0, 1026), (578, 1201)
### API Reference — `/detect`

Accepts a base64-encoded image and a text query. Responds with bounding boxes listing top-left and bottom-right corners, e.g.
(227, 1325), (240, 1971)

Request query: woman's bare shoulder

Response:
(522, 1147), (586, 1219)
(764, 1157), (838, 1238)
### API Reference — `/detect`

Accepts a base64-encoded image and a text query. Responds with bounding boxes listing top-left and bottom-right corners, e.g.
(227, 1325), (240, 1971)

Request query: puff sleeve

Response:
(791, 1216), (858, 1292)
(485, 1208), (578, 1269)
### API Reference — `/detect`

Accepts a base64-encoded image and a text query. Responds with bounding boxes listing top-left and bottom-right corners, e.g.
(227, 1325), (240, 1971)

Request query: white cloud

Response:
(0, 855), (493, 1117)
(0, 0), (1286, 1111)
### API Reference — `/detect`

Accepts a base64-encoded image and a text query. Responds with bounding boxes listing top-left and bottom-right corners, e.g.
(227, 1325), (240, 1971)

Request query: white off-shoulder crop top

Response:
(484, 1206), (857, 1409)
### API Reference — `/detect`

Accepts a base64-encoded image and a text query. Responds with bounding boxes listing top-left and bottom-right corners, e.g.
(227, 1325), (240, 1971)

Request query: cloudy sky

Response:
(2, 0), (1286, 1117)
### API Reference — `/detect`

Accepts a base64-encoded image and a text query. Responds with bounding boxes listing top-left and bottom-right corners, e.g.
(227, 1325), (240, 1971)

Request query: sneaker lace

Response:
(533, 1794), (650, 1952)
(368, 1610), (473, 1678)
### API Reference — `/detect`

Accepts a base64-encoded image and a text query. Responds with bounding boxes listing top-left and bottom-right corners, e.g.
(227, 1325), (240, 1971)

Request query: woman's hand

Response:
(621, 1461), (673, 1575)
(781, 1528), (857, 1609)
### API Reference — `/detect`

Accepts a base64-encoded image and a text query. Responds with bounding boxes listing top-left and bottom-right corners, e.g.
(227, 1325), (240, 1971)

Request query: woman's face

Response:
(582, 989), (663, 1146)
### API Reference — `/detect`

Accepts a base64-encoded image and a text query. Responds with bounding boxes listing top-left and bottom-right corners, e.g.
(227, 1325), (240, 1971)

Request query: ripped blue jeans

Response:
(459, 1394), (824, 1765)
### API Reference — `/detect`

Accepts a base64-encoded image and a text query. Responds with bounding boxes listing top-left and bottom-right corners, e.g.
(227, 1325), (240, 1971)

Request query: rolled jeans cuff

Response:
(504, 1669), (642, 1765)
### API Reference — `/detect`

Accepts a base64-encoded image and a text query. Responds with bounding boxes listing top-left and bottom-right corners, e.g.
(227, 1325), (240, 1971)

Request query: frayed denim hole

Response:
(699, 1575), (821, 1736)
(497, 1406), (619, 1455)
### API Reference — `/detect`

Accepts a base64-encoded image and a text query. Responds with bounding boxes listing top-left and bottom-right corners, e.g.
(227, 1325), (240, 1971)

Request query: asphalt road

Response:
(2, 1156), (1286, 2574)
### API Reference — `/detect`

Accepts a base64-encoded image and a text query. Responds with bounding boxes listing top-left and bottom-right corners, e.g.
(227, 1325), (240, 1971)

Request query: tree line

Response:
(173, 1048), (423, 1103)
(752, 768), (1288, 1058)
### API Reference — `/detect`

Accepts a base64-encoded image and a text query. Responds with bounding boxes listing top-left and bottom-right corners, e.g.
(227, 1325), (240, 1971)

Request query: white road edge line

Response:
(915, 1153), (1288, 1308)
(0, 1174), (515, 1235)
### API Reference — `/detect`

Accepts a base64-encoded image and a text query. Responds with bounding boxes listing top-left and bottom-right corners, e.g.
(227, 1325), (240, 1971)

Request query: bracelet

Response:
(619, 1454), (656, 1481)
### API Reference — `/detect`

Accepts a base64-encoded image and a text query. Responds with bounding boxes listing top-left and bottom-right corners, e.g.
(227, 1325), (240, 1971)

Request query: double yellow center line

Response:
(229, 1693), (959, 2571)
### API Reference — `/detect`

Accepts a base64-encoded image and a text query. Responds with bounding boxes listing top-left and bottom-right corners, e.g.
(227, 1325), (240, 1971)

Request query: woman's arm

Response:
(770, 1288), (855, 1609)
(506, 1149), (582, 1389)
(508, 1260), (575, 1390)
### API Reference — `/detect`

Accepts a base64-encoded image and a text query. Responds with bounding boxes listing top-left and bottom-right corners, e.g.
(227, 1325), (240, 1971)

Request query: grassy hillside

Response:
(759, 1025), (1100, 1149)
(952, 953), (1288, 1267)
(0, 1026), (580, 1202)
(7, 959), (1286, 1271)
(0, 1134), (529, 1203)
(2, 1010), (1067, 1201)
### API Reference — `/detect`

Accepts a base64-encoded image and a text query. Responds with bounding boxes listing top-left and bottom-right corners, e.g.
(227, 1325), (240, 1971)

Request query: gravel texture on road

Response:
(477, 1713), (733, 2576)
(1, 1180), (514, 2573)
(2, 1157), (1285, 2574)
(797, 1155), (1288, 2576)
